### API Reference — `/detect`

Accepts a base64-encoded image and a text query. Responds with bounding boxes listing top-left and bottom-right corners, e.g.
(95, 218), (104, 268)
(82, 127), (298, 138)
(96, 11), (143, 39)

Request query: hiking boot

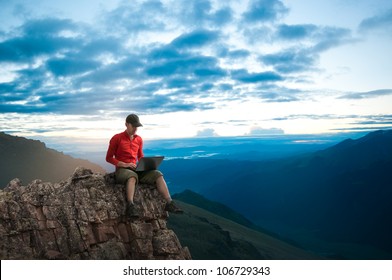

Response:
(165, 201), (183, 214)
(125, 202), (140, 218)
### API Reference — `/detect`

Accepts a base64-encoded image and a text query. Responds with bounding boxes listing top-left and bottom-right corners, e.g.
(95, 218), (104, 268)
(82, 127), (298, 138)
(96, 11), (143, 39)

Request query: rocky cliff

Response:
(0, 167), (191, 260)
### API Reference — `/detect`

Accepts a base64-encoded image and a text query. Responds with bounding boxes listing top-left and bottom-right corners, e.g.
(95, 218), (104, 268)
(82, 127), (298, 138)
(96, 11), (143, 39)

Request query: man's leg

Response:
(125, 176), (140, 217)
(156, 175), (172, 202)
(139, 171), (183, 214)
(116, 168), (139, 218)
(156, 175), (183, 214)
(125, 177), (137, 203)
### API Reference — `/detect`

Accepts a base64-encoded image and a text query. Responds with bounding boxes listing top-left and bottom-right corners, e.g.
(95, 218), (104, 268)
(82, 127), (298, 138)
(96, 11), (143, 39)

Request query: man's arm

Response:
(106, 135), (137, 169)
(106, 137), (119, 166)
(137, 137), (144, 160)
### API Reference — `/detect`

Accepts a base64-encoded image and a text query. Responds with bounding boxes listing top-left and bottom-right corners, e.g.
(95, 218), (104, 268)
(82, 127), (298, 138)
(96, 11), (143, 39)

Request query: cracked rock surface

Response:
(0, 167), (191, 260)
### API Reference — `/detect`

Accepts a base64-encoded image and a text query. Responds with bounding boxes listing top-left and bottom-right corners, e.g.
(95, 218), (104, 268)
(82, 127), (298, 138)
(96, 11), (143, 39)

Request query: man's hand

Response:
(117, 161), (136, 170)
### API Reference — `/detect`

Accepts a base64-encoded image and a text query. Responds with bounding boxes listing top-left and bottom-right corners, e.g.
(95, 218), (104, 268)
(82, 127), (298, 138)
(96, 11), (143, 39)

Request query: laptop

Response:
(135, 156), (164, 172)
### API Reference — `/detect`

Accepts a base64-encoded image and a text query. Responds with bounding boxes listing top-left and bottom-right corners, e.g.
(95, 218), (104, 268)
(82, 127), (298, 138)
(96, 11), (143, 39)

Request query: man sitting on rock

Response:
(106, 113), (183, 217)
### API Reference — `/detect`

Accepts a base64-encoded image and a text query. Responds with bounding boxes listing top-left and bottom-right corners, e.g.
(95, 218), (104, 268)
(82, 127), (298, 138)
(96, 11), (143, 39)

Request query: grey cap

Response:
(126, 114), (143, 127)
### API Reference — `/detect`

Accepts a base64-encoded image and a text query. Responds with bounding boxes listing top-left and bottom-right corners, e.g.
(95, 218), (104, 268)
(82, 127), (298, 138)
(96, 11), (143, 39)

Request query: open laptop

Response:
(135, 156), (164, 172)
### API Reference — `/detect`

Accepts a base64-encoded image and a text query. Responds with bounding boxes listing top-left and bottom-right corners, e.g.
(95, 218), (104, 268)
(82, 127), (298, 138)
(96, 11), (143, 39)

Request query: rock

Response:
(0, 167), (191, 260)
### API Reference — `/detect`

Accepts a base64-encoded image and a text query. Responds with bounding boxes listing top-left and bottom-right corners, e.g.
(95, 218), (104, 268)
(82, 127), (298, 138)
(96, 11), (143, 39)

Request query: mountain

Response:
(168, 191), (321, 260)
(161, 129), (392, 259)
(0, 167), (190, 260)
(172, 189), (256, 229)
(0, 132), (105, 188)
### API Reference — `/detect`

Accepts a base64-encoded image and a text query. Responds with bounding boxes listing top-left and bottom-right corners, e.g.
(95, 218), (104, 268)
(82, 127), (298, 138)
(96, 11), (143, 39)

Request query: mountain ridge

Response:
(167, 199), (321, 260)
(160, 129), (392, 259)
(0, 132), (105, 187)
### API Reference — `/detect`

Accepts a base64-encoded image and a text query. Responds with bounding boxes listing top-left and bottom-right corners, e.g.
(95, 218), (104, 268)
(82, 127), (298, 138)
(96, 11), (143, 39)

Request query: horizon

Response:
(1, 0), (392, 141)
(2, 128), (377, 172)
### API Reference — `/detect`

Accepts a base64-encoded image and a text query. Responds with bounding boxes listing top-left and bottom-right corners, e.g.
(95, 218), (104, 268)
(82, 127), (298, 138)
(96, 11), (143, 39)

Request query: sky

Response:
(1, 0), (392, 145)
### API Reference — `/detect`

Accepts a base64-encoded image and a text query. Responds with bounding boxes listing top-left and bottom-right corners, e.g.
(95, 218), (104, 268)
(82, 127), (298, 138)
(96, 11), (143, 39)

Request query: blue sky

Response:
(1, 0), (392, 143)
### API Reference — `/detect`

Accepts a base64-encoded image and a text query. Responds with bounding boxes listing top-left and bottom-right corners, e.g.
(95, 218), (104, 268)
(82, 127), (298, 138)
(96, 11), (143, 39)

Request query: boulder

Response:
(0, 167), (191, 260)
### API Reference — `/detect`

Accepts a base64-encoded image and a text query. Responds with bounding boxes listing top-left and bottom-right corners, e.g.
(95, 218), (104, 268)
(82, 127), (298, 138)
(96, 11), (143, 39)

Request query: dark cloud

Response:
(218, 48), (251, 59)
(104, 0), (167, 34)
(210, 7), (233, 26)
(218, 83), (233, 91)
(75, 55), (145, 86)
(261, 48), (316, 73)
(46, 57), (101, 77)
(175, 0), (233, 27)
(261, 25), (352, 74)
(0, 34), (81, 63)
(231, 69), (283, 83)
(359, 8), (392, 33)
(194, 67), (227, 77)
(242, 0), (288, 23)
(20, 18), (77, 36)
(277, 24), (318, 40)
(170, 29), (220, 49)
(148, 46), (182, 61)
(0, 18), (82, 63)
(339, 89), (392, 99)
(146, 52), (224, 79)
(310, 27), (352, 52)
(120, 94), (215, 114)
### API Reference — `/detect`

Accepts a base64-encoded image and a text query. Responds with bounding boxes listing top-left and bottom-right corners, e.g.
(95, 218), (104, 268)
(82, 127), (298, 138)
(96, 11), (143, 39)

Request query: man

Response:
(106, 113), (183, 217)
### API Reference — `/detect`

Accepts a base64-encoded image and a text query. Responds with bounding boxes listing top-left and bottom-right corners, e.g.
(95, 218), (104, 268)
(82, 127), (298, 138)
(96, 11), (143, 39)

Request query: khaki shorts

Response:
(115, 168), (163, 185)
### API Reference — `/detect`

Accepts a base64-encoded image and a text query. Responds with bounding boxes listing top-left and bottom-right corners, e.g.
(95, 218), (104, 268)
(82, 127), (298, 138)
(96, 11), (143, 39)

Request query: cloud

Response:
(276, 24), (318, 40)
(0, 0), (365, 119)
(196, 128), (219, 137)
(170, 29), (220, 49)
(261, 48), (316, 73)
(46, 57), (101, 77)
(359, 8), (392, 34)
(174, 0), (233, 27)
(0, 18), (82, 63)
(219, 48), (251, 59)
(339, 89), (392, 99)
(20, 17), (77, 36)
(259, 91), (300, 103)
(231, 69), (283, 83)
(242, 0), (288, 23)
(310, 27), (352, 52)
(104, 0), (168, 34)
(246, 126), (285, 135)
(145, 53), (225, 80)
(271, 114), (392, 130)
(261, 25), (353, 74)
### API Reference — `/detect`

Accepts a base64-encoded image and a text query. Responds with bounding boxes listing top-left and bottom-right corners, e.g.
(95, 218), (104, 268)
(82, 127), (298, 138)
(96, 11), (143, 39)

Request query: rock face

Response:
(0, 167), (191, 260)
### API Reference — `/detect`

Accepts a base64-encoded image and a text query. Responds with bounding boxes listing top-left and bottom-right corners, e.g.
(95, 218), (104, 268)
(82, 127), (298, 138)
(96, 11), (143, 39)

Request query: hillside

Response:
(161, 129), (392, 259)
(0, 132), (105, 187)
(167, 196), (321, 260)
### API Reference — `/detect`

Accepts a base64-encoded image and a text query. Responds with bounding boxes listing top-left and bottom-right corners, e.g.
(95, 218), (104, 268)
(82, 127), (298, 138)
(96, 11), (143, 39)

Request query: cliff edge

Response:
(0, 167), (191, 260)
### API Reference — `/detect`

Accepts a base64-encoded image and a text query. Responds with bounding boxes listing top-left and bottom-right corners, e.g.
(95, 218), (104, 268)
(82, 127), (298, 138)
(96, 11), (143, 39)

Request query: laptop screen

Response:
(135, 156), (164, 172)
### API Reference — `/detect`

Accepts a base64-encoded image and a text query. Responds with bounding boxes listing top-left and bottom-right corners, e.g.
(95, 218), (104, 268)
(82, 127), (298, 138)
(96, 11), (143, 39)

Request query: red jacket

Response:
(106, 131), (144, 167)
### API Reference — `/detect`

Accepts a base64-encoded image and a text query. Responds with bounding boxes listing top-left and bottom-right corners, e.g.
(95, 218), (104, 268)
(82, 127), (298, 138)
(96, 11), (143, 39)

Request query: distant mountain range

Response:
(0, 132), (105, 187)
(161, 129), (392, 259)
